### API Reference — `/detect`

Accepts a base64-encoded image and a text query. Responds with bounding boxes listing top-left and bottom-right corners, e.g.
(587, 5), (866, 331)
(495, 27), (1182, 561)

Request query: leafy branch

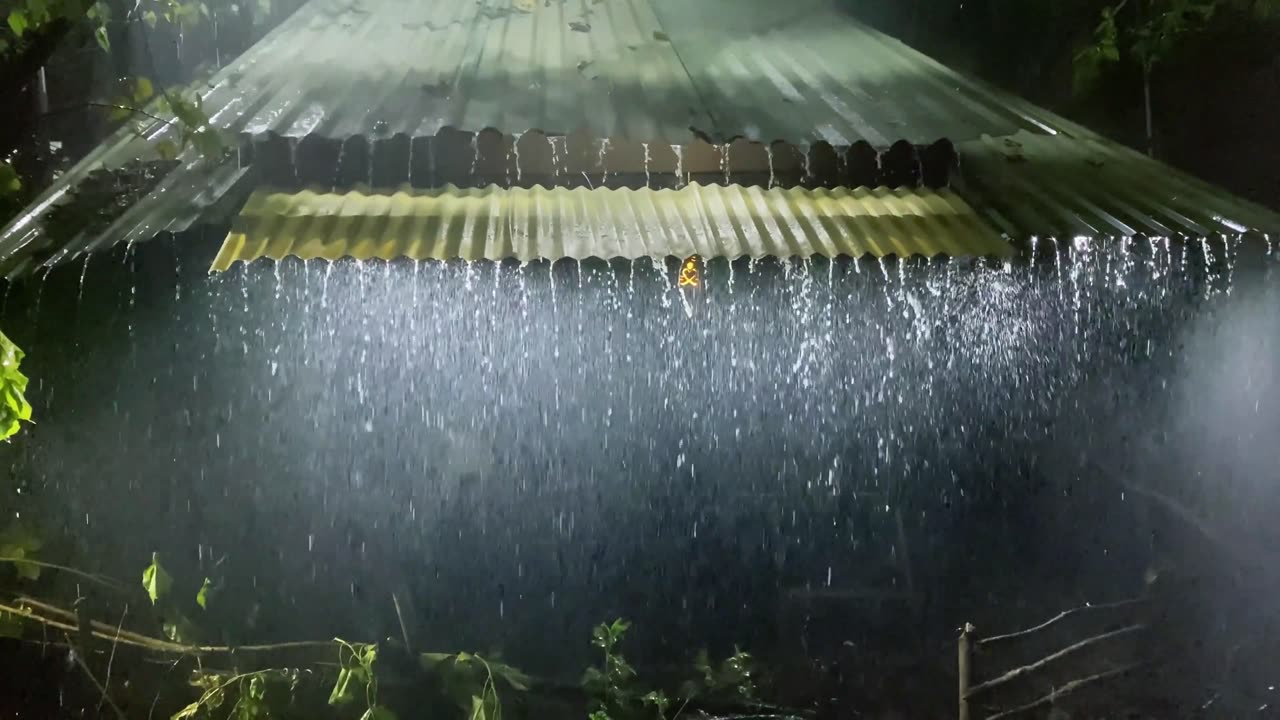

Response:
(583, 619), (759, 720)
(426, 650), (531, 720)
(1074, 0), (1222, 91)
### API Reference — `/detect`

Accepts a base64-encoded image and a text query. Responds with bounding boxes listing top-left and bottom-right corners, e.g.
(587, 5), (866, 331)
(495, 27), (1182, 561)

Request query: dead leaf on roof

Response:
(653, 30), (670, 42)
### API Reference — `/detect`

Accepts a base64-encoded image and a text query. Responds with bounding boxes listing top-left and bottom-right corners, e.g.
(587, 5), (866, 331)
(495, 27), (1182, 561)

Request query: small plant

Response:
(420, 651), (529, 720)
(582, 618), (637, 717)
(106, 77), (227, 163)
(173, 667), (300, 719)
(329, 639), (397, 719)
(684, 647), (757, 703)
(583, 619), (761, 720)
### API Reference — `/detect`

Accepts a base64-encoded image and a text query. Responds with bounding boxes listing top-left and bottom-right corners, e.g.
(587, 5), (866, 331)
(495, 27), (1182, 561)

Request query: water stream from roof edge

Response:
(3, 238), (1280, 713)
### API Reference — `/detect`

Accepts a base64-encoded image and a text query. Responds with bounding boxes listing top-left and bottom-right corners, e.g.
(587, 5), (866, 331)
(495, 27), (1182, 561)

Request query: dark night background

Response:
(2, 234), (1279, 716)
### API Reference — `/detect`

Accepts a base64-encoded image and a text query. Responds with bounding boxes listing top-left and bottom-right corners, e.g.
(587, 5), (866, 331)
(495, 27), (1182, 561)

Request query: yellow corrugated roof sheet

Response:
(210, 184), (1011, 271)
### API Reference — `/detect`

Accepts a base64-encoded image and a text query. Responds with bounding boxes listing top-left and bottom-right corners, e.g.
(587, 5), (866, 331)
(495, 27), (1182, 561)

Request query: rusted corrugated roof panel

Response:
(651, 0), (1072, 145)
(210, 183), (1012, 269)
(957, 133), (1280, 238)
(224, 0), (710, 142)
(191, 0), (1067, 146)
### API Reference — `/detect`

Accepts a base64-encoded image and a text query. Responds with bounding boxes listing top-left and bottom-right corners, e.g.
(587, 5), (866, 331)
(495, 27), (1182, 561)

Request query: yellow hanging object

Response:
(678, 256), (700, 288)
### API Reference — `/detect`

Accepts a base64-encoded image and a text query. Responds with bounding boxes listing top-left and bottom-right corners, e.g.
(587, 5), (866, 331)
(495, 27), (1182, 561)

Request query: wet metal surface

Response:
(2, 0), (1279, 273)
(957, 132), (1280, 238)
(210, 183), (1011, 269)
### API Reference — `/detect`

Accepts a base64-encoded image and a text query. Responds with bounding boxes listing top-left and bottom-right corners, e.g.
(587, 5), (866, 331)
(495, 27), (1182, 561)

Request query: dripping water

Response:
(512, 132), (523, 184)
(334, 141), (346, 189)
(469, 133), (481, 178)
(597, 139), (611, 185)
(407, 139), (415, 186)
(672, 144), (684, 187)
(549, 136), (563, 178)
(76, 253), (91, 306)
(642, 143), (651, 188)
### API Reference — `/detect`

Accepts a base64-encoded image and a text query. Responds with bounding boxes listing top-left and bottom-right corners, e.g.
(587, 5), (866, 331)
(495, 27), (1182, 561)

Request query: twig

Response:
(391, 591), (412, 653)
(40, 102), (177, 128)
(97, 604), (128, 714)
(63, 632), (127, 720)
(3, 601), (337, 656)
(978, 598), (1146, 647)
(18, 597), (189, 650)
(148, 655), (186, 720)
(967, 624), (1145, 698)
(983, 662), (1145, 720)
(0, 557), (126, 590)
(670, 695), (692, 720)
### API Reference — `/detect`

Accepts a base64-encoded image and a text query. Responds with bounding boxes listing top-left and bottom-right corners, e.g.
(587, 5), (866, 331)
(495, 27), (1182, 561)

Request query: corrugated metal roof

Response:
(956, 132), (1280, 238)
(651, 0), (1071, 145)
(185, 0), (1069, 146)
(2, 0), (1278, 273)
(209, 183), (1012, 269)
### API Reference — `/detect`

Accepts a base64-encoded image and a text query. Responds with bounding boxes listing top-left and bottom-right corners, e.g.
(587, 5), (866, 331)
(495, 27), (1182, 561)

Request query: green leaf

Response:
(490, 660), (531, 691)
(642, 691), (670, 718)
(359, 643), (378, 668)
(26, 0), (47, 24)
(248, 675), (265, 700)
(142, 8), (158, 26)
(133, 77), (155, 103)
(0, 546), (39, 580)
(0, 333), (32, 440)
(469, 694), (487, 720)
(0, 610), (24, 638)
(328, 667), (358, 705)
(0, 523), (41, 580)
(7, 11), (28, 37)
(142, 552), (172, 604)
(196, 577), (211, 609)
(420, 651), (454, 669)
(0, 163), (19, 195)
(94, 25), (110, 51)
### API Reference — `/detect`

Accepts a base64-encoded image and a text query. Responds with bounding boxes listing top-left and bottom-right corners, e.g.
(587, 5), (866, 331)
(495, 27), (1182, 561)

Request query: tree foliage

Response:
(0, 330), (32, 440)
(1074, 0), (1280, 92)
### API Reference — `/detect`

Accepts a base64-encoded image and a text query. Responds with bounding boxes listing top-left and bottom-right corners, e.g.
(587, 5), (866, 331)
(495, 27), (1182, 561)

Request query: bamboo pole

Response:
(958, 623), (974, 720)
(966, 624), (1145, 699)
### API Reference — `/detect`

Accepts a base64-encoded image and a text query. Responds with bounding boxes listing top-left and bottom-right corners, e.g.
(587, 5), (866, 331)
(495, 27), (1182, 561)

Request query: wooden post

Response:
(958, 623), (974, 720)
